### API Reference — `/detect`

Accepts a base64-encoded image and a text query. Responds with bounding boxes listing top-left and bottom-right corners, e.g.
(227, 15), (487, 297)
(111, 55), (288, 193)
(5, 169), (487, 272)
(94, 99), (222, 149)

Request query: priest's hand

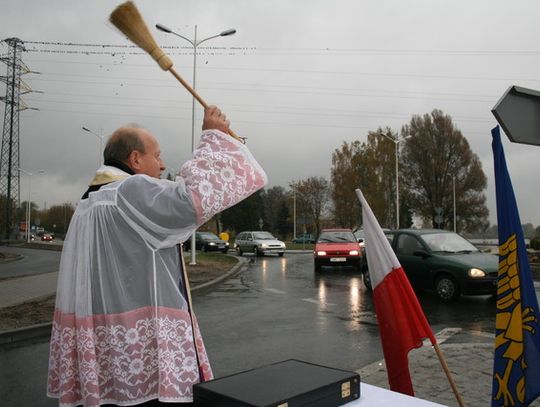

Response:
(202, 105), (230, 134)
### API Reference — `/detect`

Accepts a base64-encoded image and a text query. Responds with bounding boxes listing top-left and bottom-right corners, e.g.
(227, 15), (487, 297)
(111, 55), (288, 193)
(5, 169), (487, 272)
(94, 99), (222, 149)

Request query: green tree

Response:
(276, 200), (290, 238)
(261, 186), (290, 237)
(221, 190), (264, 234)
(401, 109), (489, 232)
(0, 194), (16, 238)
(522, 223), (535, 239)
(41, 203), (75, 235)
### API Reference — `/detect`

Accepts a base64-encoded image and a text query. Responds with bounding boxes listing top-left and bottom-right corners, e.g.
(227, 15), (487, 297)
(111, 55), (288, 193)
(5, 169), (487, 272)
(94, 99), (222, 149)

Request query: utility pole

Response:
(0, 38), (38, 239)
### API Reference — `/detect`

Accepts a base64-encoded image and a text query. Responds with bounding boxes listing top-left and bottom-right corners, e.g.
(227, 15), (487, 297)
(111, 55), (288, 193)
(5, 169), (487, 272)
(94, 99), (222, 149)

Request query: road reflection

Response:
(311, 268), (496, 334)
(313, 271), (377, 331)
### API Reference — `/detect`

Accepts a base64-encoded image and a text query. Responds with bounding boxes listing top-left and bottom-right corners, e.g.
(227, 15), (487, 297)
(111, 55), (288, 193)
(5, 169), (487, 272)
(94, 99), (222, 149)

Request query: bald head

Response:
(104, 126), (165, 178)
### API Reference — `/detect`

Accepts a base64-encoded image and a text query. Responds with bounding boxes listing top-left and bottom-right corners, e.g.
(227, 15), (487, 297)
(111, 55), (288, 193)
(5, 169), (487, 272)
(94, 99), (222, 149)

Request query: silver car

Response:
(235, 231), (286, 257)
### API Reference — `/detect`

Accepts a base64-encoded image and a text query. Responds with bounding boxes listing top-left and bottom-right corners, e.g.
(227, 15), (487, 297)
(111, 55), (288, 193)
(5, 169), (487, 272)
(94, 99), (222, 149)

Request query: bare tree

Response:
(331, 141), (363, 228)
(330, 128), (401, 230)
(290, 177), (329, 237)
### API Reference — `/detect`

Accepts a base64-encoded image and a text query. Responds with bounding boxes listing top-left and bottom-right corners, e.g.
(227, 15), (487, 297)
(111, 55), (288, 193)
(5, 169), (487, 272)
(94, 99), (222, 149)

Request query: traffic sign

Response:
(492, 85), (540, 146)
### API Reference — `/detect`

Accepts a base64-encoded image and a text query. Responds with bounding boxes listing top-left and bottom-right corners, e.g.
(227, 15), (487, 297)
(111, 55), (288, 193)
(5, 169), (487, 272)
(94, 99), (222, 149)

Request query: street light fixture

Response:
(156, 23), (236, 265)
(82, 126), (104, 167)
(380, 132), (412, 229)
(18, 168), (45, 243)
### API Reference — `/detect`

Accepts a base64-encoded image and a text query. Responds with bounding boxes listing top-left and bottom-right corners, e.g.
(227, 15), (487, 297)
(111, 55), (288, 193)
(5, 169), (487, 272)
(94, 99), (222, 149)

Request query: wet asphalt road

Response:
(0, 246), (61, 279)
(0, 251), (497, 406)
(195, 252), (496, 378)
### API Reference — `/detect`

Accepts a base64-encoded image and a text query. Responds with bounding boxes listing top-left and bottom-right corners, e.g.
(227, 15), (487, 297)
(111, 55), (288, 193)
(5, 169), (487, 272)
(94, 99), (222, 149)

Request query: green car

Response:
(361, 229), (498, 302)
(292, 233), (315, 244)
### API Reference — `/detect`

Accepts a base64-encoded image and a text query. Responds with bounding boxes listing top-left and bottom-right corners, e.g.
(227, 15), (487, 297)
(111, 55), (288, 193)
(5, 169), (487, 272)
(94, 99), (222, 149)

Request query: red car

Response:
(313, 228), (362, 272)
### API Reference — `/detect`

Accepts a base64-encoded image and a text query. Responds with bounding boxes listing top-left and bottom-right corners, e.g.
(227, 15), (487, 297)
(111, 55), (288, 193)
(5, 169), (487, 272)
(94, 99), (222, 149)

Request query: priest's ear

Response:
(126, 149), (143, 173)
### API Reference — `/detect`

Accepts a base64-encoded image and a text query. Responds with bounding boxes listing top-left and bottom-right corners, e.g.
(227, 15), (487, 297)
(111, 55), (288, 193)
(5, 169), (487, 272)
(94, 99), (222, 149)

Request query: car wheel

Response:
(236, 246), (243, 256)
(201, 244), (208, 252)
(253, 246), (262, 257)
(278, 252), (284, 257)
(314, 260), (322, 272)
(362, 271), (372, 291)
(222, 248), (229, 254)
(435, 275), (460, 302)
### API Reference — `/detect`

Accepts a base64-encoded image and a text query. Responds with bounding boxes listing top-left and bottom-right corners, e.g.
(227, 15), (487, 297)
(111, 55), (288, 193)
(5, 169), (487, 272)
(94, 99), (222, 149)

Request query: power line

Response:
(21, 40), (540, 56)
(22, 56), (540, 83)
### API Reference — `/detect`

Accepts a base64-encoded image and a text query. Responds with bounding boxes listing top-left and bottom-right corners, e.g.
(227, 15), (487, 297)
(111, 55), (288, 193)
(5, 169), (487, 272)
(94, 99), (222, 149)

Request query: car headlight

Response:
(225, 242), (230, 246)
(349, 250), (359, 256)
(469, 268), (486, 278)
(316, 250), (326, 256)
(260, 243), (268, 248)
(209, 242), (216, 246)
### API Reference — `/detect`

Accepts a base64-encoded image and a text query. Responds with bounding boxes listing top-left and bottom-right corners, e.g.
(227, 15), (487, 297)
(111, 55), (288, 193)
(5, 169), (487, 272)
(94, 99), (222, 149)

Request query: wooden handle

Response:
(433, 343), (465, 407)
(168, 67), (244, 143)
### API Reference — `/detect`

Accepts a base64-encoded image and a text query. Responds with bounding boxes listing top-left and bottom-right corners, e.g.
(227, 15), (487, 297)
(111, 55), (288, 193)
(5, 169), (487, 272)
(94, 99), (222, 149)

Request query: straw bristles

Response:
(109, 1), (173, 70)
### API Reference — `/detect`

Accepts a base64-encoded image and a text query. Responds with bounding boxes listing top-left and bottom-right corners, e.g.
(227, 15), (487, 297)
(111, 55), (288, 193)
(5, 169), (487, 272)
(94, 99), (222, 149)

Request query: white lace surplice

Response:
(47, 130), (267, 407)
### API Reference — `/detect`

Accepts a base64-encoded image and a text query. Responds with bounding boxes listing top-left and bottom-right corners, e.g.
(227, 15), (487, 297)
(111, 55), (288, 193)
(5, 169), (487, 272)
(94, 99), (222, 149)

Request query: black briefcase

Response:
(193, 359), (360, 406)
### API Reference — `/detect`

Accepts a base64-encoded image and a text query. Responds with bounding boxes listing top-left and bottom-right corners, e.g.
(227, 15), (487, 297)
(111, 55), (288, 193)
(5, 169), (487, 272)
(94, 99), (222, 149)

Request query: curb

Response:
(191, 256), (248, 294)
(0, 322), (52, 345)
(0, 256), (249, 345)
(0, 254), (23, 264)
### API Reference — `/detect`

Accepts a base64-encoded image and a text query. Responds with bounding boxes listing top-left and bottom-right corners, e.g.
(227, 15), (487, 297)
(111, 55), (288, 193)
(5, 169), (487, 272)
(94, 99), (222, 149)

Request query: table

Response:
(347, 383), (447, 406)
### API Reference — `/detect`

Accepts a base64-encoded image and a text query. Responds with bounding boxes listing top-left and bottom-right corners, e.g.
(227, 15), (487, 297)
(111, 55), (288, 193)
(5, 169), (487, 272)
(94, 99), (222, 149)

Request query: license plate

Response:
(330, 257), (346, 262)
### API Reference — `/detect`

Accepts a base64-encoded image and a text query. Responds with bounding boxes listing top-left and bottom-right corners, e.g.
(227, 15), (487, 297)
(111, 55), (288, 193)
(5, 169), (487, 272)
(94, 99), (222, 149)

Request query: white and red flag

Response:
(355, 188), (436, 396)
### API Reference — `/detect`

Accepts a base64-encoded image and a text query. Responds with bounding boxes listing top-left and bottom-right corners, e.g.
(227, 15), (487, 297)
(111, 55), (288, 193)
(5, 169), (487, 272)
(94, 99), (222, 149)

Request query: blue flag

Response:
(491, 125), (540, 406)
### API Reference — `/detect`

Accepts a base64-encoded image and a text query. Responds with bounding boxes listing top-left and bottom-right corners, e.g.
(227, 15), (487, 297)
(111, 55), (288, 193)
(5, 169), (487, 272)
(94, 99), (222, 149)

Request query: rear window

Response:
(253, 232), (275, 240)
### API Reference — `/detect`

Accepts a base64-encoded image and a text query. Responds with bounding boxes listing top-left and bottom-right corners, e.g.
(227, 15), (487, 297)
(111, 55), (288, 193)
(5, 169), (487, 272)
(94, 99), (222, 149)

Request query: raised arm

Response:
(179, 106), (267, 225)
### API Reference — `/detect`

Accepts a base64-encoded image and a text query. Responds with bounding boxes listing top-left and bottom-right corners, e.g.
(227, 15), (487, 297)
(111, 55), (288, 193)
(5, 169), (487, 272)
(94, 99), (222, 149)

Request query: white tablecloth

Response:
(347, 383), (447, 406)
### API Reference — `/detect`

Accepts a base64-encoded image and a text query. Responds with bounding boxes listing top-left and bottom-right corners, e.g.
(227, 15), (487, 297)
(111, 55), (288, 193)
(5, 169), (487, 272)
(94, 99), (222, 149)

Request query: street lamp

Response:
(380, 132), (411, 229)
(82, 126), (104, 167)
(18, 168), (44, 243)
(156, 23), (236, 265)
(453, 176), (456, 232)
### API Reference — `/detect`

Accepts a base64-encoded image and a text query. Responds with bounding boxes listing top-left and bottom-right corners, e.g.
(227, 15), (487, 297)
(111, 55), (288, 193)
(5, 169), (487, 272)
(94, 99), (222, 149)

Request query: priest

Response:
(47, 106), (267, 406)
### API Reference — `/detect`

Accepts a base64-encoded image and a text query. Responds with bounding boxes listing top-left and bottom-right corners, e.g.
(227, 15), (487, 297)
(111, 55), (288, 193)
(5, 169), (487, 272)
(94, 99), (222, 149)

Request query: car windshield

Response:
(422, 232), (479, 253)
(317, 231), (356, 243)
(199, 232), (219, 240)
(354, 230), (364, 240)
(253, 232), (275, 240)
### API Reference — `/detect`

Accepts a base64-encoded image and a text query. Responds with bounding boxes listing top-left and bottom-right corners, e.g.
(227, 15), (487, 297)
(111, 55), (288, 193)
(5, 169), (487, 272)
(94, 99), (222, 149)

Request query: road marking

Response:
(302, 298), (336, 306)
(265, 288), (287, 294)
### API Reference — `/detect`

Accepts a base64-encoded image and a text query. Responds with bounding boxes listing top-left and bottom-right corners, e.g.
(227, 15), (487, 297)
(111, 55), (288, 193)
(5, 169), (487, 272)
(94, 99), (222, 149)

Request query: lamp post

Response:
(453, 176), (456, 232)
(380, 133), (411, 229)
(293, 188), (297, 240)
(18, 168), (44, 243)
(82, 126), (104, 167)
(156, 23), (236, 265)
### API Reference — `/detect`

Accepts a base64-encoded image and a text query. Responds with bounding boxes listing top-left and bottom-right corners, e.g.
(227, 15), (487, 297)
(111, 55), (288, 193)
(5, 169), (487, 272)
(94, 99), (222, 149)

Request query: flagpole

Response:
(432, 343), (465, 407)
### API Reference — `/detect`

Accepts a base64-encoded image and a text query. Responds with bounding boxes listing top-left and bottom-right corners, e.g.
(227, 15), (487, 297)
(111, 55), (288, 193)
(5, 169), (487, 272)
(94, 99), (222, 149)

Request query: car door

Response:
(236, 233), (245, 251)
(394, 233), (431, 289)
(239, 232), (250, 251)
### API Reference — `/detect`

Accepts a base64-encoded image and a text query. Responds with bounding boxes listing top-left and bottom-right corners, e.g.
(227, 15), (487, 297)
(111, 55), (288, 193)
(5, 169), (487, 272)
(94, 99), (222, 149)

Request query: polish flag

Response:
(356, 188), (436, 396)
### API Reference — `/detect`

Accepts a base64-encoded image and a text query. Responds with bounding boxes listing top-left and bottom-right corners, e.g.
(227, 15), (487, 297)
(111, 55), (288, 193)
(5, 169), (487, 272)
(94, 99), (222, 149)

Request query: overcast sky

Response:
(2, 0), (540, 227)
